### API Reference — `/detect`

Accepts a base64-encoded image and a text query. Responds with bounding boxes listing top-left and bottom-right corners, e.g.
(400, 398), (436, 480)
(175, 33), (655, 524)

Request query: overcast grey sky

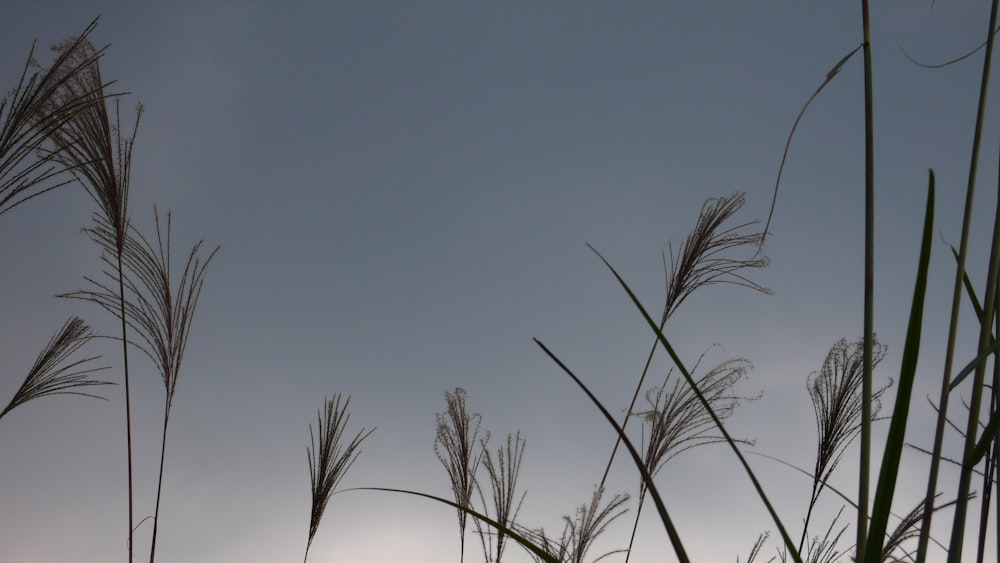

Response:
(0, 2), (997, 562)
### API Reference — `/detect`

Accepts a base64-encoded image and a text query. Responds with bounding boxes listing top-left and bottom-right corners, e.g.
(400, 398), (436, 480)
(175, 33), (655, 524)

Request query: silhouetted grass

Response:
(304, 394), (373, 562)
(0, 317), (110, 420)
(0, 18), (108, 216)
(6, 5), (1000, 562)
(436, 387), (489, 563)
(40, 23), (142, 560)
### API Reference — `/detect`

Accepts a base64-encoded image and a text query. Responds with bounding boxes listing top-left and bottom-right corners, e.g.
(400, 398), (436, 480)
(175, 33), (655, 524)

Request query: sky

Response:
(0, 2), (998, 562)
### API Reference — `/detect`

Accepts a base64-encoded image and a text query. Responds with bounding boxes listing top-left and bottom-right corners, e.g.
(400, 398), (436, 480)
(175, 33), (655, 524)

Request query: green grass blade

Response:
(355, 487), (560, 563)
(949, 341), (1000, 391)
(534, 338), (691, 563)
(587, 244), (803, 563)
(950, 244), (986, 321)
(971, 395), (1000, 466)
(863, 172), (934, 563)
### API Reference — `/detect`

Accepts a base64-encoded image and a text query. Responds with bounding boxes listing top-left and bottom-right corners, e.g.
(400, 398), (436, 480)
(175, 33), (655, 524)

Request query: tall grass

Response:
(421, 3), (998, 562)
(0, 19), (114, 418)
(40, 26), (142, 560)
(6, 5), (1000, 562)
(0, 21), (220, 563)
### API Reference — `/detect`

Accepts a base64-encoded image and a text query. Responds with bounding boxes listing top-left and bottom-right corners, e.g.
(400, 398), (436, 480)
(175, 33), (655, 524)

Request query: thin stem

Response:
(857, 1), (874, 561)
(598, 334), (659, 491)
(623, 490), (645, 563)
(118, 251), (135, 563)
(148, 400), (170, 563)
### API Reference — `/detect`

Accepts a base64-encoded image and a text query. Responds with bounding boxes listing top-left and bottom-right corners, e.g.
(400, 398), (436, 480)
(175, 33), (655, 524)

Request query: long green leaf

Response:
(949, 341), (1000, 391)
(950, 244), (986, 321)
(355, 487), (560, 563)
(863, 172), (934, 563)
(970, 390), (1000, 466)
(587, 244), (803, 563)
(534, 338), (691, 563)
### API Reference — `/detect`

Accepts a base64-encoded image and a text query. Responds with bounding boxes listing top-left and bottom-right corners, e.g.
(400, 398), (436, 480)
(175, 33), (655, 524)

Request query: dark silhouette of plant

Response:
(42, 25), (142, 561)
(304, 394), (373, 562)
(476, 431), (527, 563)
(1, 317), (110, 419)
(62, 208), (218, 563)
(599, 192), (770, 491)
(779, 508), (848, 563)
(523, 525), (570, 563)
(435, 387), (489, 563)
(562, 487), (630, 563)
(624, 350), (757, 562)
(801, 337), (889, 551)
(880, 495), (946, 562)
(0, 18), (108, 216)
(737, 532), (776, 563)
(524, 487), (629, 563)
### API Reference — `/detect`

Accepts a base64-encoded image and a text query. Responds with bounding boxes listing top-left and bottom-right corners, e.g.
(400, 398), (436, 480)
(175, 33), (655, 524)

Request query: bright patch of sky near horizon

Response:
(0, 2), (997, 562)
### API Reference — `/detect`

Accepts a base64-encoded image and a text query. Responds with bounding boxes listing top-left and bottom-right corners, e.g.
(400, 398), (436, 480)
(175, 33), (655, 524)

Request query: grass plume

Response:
(525, 487), (630, 563)
(0, 316), (110, 420)
(435, 387), (489, 563)
(802, 337), (889, 550)
(625, 350), (757, 561)
(0, 18), (108, 215)
(61, 208), (218, 563)
(304, 394), (373, 562)
(600, 191), (770, 491)
(476, 431), (528, 563)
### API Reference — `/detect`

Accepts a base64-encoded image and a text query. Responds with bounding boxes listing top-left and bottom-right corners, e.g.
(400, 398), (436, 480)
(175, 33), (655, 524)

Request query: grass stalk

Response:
(62, 208), (217, 563)
(917, 0), (1000, 559)
(128, 211), (217, 563)
(857, 2), (875, 560)
(43, 32), (139, 560)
